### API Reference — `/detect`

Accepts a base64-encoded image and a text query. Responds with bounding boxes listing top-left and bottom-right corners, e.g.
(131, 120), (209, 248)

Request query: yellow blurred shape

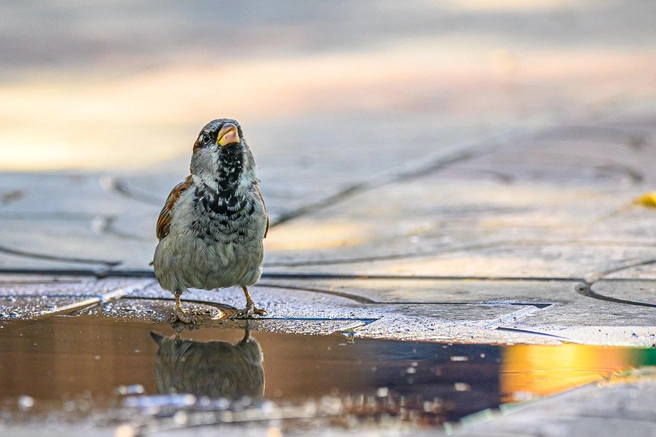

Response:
(502, 344), (631, 402)
(265, 221), (369, 251)
(635, 192), (656, 207)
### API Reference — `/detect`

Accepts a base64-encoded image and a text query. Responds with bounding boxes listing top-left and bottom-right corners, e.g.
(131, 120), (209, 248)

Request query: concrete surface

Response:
(2, 104), (656, 347)
(452, 369), (656, 437)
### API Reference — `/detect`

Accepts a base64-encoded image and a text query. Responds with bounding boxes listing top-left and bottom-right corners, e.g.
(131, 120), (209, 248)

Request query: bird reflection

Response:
(150, 327), (264, 400)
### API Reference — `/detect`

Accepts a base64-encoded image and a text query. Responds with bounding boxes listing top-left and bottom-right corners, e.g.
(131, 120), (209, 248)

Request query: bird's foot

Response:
(169, 306), (203, 325)
(169, 320), (201, 334)
(229, 302), (267, 319)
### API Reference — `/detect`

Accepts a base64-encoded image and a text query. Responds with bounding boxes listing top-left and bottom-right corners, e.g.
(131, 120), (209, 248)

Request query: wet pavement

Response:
(2, 0), (656, 435)
(2, 311), (654, 436)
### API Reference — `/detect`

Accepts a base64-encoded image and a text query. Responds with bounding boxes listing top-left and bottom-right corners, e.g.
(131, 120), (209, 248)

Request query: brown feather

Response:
(156, 175), (193, 240)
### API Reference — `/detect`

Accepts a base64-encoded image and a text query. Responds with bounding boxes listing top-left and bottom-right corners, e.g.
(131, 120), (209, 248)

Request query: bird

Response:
(153, 119), (269, 323)
(150, 328), (265, 400)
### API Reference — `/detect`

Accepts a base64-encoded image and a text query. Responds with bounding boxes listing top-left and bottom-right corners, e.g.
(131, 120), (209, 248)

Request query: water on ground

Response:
(0, 307), (653, 433)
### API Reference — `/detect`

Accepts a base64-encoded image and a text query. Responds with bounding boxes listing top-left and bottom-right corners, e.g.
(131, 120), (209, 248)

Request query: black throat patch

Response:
(194, 145), (246, 216)
(217, 144), (243, 192)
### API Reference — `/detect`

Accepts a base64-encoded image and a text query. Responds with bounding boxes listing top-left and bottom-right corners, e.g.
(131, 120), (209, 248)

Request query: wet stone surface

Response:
(453, 369), (656, 437)
(0, 315), (498, 431)
(0, 313), (652, 436)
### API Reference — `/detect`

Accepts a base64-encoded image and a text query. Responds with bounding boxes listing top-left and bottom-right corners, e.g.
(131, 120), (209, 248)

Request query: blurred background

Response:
(1, 3), (656, 414)
(0, 0), (654, 172)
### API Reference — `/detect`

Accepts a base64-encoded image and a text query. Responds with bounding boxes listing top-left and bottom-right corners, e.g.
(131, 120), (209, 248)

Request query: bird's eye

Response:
(202, 133), (211, 144)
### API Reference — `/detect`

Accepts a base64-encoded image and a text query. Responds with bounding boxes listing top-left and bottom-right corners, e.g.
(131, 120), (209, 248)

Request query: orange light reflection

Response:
(501, 344), (632, 402)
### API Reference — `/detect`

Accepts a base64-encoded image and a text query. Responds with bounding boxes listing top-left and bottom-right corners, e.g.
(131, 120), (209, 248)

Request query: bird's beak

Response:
(217, 123), (239, 147)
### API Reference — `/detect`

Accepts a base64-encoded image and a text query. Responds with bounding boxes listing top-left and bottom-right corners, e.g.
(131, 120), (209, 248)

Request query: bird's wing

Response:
(256, 185), (269, 238)
(156, 175), (193, 240)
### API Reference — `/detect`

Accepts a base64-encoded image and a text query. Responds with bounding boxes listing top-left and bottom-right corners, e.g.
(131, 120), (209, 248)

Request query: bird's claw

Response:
(169, 307), (203, 325)
(170, 320), (201, 334)
(229, 304), (267, 319)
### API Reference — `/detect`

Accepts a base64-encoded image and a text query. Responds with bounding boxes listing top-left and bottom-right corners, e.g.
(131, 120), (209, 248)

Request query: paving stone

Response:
(0, 278), (154, 320)
(257, 278), (570, 304)
(267, 244), (656, 280)
(0, 173), (157, 271)
(0, 253), (105, 273)
(128, 283), (551, 343)
(0, 218), (155, 271)
(0, 279), (548, 344)
(261, 171), (656, 270)
(256, 278), (656, 345)
(445, 123), (656, 185)
(604, 264), (656, 280)
(0, 173), (150, 217)
(257, 111), (656, 275)
(588, 279), (656, 306)
(453, 372), (656, 437)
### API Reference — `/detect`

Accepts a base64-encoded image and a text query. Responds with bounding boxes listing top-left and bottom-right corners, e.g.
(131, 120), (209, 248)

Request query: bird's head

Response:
(190, 118), (257, 188)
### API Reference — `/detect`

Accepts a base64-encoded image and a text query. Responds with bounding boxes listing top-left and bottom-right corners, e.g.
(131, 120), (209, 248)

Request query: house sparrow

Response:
(150, 328), (264, 400)
(153, 119), (269, 323)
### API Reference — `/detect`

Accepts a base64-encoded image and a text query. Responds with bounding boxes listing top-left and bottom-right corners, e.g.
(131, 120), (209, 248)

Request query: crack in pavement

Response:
(121, 287), (555, 340)
(34, 280), (156, 319)
(263, 240), (656, 268)
(481, 305), (546, 330)
(104, 127), (522, 229)
(260, 282), (558, 329)
(495, 327), (574, 341)
(0, 213), (97, 221)
(0, 244), (122, 267)
(532, 124), (651, 146)
(102, 132), (508, 230)
(263, 242), (504, 267)
(576, 283), (656, 309)
(0, 268), (590, 282)
(594, 164), (643, 184)
(260, 282), (560, 311)
(101, 175), (162, 206)
(583, 258), (656, 284)
(101, 128), (510, 234)
(257, 283), (377, 304)
(104, 217), (153, 242)
(261, 273), (584, 281)
(488, 150), (645, 185)
(255, 120), (651, 266)
(269, 134), (507, 227)
(576, 258), (656, 308)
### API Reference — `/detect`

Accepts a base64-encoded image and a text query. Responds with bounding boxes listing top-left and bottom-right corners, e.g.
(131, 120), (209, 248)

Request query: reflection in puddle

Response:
(0, 315), (653, 431)
(502, 344), (656, 402)
(151, 328), (264, 400)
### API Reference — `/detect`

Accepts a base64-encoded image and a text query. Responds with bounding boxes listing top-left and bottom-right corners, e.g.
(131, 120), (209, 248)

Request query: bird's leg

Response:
(243, 285), (267, 316)
(238, 322), (251, 344)
(170, 293), (202, 325)
(230, 286), (267, 319)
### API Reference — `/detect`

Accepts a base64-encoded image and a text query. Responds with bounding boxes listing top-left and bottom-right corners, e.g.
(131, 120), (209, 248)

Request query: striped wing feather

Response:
(156, 176), (193, 240)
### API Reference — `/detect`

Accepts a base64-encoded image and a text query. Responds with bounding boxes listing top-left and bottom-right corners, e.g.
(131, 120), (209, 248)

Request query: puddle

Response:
(0, 313), (654, 433)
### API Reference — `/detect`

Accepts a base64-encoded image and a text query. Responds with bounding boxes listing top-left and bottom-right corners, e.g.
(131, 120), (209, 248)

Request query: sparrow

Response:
(150, 328), (264, 400)
(153, 119), (269, 323)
